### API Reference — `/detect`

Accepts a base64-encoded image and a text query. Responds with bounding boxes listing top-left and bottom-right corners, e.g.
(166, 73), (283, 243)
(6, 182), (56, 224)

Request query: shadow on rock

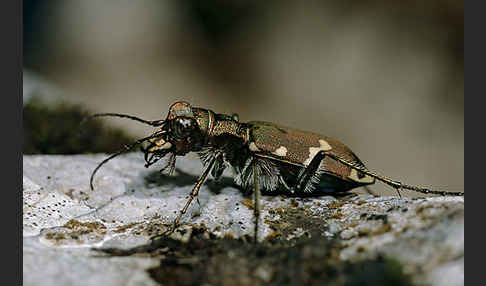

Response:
(143, 168), (357, 199)
(96, 226), (413, 286)
(143, 168), (245, 195)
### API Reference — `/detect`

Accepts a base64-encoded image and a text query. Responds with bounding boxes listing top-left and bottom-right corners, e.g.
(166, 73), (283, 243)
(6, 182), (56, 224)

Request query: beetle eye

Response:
(173, 117), (195, 138)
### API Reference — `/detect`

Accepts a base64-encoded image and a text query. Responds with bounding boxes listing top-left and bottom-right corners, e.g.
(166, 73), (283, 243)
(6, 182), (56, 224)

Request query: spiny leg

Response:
(253, 164), (261, 243)
(291, 151), (402, 197)
(324, 152), (464, 197)
(291, 151), (404, 197)
(164, 152), (221, 236)
(291, 150), (327, 193)
(394, 186), (402, 198)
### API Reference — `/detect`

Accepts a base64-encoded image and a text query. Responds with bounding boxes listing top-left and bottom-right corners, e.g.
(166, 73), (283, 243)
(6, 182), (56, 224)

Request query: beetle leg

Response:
(165, 152), (221, 235)
(253, 164), (261, 243)
(291, 150), (327, 193)
(324, 152), (463, 196)
(211, 154), (226, 180)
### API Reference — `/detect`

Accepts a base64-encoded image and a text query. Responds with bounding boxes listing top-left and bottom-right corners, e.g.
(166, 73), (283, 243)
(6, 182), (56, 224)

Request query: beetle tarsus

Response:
(395, 185), (402, 198)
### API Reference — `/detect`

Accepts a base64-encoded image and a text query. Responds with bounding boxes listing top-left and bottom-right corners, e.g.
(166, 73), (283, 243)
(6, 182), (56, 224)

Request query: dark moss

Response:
(23, 97), (134, 154)
(344, 257), (413, 286)
(97, 226), (413, 286)
(154, 234), (413, 286)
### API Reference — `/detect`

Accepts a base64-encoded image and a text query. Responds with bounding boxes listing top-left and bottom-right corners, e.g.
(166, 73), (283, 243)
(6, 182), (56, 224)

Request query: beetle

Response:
(86, 101), (464, 242)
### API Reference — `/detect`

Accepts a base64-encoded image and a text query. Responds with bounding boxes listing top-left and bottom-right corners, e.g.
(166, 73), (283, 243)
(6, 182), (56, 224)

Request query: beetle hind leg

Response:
(291, 150), (327, 193)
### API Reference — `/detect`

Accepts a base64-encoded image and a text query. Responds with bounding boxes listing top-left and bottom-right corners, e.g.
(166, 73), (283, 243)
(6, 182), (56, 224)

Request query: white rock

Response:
(23, 154), (464, 286)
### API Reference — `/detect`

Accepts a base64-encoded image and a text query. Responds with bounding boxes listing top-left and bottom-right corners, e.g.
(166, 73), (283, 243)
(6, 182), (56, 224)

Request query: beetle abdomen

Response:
(247, 121), (375, 185)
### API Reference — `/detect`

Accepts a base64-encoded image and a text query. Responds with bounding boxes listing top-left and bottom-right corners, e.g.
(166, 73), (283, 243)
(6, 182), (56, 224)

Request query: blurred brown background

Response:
(23, 0), (464, 196)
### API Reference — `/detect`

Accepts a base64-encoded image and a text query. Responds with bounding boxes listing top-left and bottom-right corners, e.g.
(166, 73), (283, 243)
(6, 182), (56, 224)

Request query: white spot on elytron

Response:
(303, 139), (332, 166)
(272, 146), (288, 157)
(348, 169), (375, 183)
(249, 142), (260, 152)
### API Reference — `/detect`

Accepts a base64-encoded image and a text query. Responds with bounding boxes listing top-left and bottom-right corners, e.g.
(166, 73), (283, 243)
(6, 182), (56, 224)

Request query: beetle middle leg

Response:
(164, 152), (222, 235)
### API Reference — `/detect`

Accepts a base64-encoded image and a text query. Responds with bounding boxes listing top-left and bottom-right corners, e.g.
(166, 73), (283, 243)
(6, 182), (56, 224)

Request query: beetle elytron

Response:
(87, 101), (463, 241)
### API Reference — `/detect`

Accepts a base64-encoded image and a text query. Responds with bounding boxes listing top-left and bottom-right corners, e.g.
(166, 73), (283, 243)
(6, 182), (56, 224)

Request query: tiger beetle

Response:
(86, 101), (464, 242)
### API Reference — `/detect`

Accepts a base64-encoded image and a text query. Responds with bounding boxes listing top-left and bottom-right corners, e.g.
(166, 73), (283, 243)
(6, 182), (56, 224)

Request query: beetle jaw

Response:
(147, 136), (172, 152)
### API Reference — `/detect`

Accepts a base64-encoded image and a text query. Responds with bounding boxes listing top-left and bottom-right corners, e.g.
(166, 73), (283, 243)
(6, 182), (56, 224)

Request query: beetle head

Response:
(87, 101), (208, 189)
(142, 101), (204, 168)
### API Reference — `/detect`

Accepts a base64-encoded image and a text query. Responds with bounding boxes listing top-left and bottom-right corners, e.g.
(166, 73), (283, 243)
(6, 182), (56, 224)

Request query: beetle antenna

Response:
(82, 113), (165, 127)
(90, 133), (162, 190)
(326, 153), (464, 197)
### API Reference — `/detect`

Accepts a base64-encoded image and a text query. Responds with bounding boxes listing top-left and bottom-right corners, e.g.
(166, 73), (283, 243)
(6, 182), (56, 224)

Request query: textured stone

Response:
(23, 154), (464, 286)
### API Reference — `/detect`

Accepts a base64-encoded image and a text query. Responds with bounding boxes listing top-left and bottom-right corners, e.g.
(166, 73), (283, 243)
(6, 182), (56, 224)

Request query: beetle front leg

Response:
(165, 152), (221, 235)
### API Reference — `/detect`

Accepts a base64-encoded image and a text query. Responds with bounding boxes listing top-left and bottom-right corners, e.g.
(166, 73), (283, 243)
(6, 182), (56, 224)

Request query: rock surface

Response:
(23, 154), (464, 286)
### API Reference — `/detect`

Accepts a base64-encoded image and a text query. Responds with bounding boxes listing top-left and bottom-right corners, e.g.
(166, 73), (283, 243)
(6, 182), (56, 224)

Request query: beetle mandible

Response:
(86, 101), (464, 241)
